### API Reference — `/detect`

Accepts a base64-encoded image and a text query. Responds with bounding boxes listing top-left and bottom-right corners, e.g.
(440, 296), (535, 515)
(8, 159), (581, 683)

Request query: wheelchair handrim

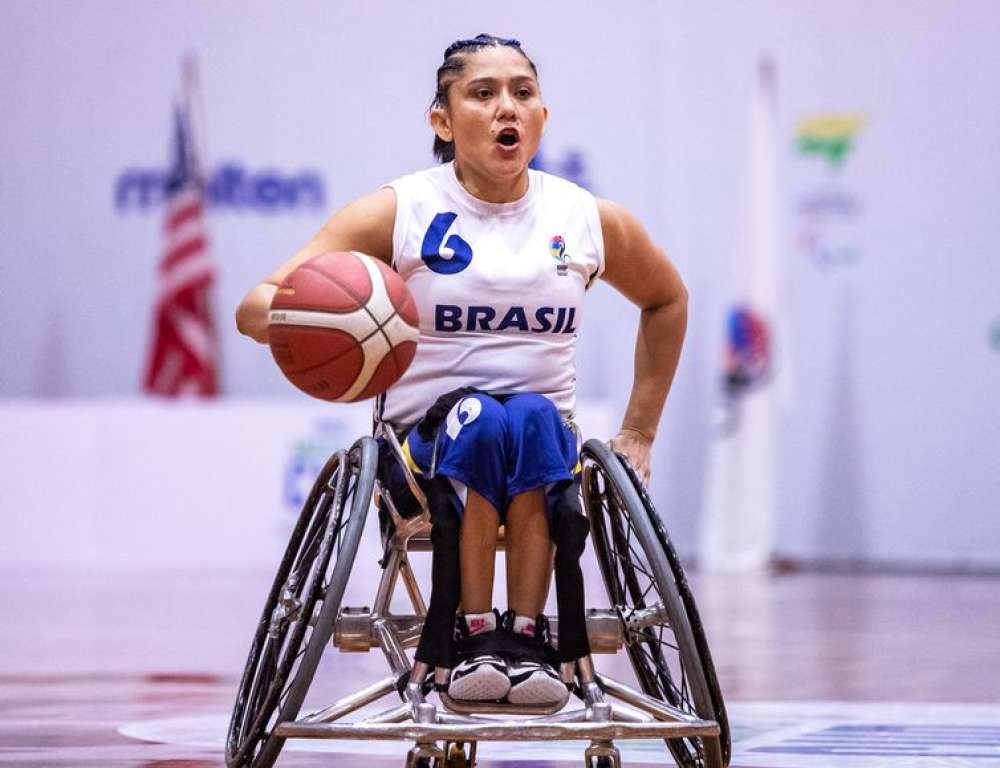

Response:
(225, 437), (376, 768)
(581, 439), (725, 768)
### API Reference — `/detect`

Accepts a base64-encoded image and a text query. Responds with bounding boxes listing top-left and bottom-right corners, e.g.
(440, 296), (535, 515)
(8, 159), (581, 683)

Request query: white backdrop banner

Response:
(2, 1), (999, 567)
(0, 400), (615, 569)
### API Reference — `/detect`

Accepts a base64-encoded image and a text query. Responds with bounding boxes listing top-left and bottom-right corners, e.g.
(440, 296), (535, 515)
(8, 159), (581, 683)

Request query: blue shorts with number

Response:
(402, 392), (578, 518)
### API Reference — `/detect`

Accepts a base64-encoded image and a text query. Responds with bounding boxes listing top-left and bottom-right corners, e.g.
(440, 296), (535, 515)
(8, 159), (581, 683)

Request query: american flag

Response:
(142, 76), (218, 396)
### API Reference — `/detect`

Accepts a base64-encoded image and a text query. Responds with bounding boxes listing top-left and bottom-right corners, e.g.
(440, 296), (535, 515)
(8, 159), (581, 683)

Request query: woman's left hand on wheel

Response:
(608, 428), (653, 486)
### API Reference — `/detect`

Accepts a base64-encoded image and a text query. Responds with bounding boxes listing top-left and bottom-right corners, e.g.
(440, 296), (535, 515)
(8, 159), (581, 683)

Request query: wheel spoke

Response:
(227, 443), (379, 768)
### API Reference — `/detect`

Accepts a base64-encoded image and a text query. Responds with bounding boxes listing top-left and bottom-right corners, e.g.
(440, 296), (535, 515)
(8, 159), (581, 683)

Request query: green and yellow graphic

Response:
(797, 113), (865, 169)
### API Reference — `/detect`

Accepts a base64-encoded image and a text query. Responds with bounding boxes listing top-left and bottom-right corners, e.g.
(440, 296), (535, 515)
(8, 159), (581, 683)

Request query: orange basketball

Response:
(267, 251), (419, 402)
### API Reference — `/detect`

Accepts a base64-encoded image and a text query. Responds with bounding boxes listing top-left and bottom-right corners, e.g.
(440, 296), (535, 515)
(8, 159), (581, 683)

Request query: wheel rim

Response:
(227, 447), (362, 766)
(584, 453), (713, 768)
(617, 456), (731, 766)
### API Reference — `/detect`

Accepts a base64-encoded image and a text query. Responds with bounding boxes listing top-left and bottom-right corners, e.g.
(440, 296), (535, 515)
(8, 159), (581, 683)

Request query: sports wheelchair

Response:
(226, 423), (730, 768)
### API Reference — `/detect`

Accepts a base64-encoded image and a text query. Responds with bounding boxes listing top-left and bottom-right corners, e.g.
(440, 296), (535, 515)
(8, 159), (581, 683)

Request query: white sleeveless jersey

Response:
(378, 162), (604, 427)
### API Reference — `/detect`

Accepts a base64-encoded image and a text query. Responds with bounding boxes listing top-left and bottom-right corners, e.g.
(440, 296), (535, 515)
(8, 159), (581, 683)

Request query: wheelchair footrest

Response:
(437, 692), (565, 716)
(274, 718), (720, 742)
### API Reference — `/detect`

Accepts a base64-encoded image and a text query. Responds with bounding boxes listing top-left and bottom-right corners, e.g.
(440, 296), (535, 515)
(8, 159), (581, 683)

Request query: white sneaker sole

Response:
(448, 665), (511, 701)
(507, 671), (569, 706)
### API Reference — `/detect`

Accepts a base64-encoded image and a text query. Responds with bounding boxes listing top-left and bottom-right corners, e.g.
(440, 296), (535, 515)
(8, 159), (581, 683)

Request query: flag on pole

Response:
(698, 56), (787, 573)
(142, 55), (219, 396)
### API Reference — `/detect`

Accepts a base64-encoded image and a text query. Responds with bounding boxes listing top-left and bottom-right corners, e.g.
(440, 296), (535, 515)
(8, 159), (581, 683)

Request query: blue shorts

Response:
(401, 392), (579, 518)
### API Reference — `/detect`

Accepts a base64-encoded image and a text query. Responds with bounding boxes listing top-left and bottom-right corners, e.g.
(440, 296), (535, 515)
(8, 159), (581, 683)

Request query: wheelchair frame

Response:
(226, 423), (729, 768)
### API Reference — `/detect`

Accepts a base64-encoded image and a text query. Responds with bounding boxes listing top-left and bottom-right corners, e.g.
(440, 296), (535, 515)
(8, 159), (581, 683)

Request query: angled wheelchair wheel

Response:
(581, 439), (730, 768)
(226, 436), (377, 768)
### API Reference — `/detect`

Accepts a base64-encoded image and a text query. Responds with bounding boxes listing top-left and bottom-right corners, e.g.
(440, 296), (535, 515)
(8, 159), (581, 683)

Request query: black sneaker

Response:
(500, 611), (569, 706)
(448, 611), (510, 702)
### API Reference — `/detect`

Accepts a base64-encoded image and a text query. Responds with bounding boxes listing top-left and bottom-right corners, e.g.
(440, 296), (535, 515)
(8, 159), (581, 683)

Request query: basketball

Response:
(267, 251), (419, 401)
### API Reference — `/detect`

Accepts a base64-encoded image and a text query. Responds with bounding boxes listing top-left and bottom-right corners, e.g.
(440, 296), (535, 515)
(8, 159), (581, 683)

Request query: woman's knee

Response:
(503, 394), (576, 490)
(503, 393), (562, 431)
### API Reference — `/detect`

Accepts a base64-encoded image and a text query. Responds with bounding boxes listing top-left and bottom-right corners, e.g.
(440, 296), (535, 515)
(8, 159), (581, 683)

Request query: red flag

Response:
(143, 57), (218, 396)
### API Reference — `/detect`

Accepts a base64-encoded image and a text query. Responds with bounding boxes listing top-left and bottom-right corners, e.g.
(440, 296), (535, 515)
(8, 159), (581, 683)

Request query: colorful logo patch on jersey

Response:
(550, 235), (569, 275)
(550, 235), (567, 261)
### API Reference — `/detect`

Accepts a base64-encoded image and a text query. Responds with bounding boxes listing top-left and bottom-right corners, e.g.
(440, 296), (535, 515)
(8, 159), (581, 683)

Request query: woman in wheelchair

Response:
(236, 33), (687, 711)
(392, 388), (587, 708)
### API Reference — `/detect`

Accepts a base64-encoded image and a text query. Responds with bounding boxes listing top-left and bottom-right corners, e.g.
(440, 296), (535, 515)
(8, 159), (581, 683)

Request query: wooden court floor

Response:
(2, 566), (999, 767)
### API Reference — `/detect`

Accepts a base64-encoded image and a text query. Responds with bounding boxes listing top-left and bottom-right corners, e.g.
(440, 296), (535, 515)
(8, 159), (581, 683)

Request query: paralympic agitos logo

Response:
(795, 112), (866, 271)
(115, 161), (326, 213)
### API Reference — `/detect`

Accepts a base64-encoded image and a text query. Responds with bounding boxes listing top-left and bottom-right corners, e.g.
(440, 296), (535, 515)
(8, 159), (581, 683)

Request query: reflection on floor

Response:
(2, 567), (999, 767)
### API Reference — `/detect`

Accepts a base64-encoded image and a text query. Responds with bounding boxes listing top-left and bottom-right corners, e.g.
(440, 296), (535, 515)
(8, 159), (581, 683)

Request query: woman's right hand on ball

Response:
(235, 282), (278, 344)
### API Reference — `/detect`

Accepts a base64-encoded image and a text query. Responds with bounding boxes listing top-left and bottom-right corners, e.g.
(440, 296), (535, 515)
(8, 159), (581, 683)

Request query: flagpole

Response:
(181, 52), (207, 179)
(698, 54), (783, 574)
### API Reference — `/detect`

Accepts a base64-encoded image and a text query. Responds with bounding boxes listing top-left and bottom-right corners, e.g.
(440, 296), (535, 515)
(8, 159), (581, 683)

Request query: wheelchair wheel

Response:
(581, 439), (729, 768)
(226, 436), (377, 768)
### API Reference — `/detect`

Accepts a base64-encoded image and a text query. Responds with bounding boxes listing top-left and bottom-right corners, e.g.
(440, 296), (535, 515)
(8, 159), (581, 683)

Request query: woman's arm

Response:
(597, 198), (688, 483)
(235, 186), (397, 344)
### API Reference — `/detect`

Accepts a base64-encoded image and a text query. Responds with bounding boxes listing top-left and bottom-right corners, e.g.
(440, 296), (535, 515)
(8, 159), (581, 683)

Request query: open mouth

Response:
(496, 128), (520, 148)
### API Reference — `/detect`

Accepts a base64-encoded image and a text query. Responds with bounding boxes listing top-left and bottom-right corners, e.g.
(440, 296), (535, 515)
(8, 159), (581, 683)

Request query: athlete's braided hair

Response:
(431, 34), (539, 163)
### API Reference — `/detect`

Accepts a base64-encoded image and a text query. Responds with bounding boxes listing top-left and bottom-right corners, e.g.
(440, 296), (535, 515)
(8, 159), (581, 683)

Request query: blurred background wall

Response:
(2, 0), (998, 570)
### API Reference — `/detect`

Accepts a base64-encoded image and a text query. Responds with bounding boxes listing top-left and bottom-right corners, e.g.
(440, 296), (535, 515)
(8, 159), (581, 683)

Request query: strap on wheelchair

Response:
(413, 477), (463, 669)
(379, 394), (592, 667)
(549, 479), (593, 663)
